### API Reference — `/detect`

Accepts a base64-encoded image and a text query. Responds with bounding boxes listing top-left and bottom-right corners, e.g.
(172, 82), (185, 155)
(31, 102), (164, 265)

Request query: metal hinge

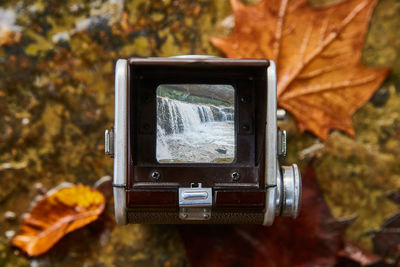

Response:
(179, 183), (212, 220)
(278, 129), (286, 157)
(105, 128), (114, 157)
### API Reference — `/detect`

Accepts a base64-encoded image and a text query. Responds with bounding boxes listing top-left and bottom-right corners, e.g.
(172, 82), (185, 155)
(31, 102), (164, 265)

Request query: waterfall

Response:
(157, 96), (233, 135)
(198, 106), (214, 123)
(156, 96), (235, 163)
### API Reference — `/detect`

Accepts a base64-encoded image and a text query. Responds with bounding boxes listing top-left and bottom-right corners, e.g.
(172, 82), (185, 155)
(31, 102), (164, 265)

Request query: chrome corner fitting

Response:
(263, 60), (301, 225)
(112, 59), (128, 225)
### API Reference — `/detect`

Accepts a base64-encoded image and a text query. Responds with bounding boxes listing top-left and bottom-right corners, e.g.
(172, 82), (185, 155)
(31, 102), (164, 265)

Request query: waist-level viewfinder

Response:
(105, 56), (301, 225)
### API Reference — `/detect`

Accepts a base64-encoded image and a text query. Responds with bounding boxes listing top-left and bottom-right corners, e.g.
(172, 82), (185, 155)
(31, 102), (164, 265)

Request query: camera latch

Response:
(178, 183), (212, 221)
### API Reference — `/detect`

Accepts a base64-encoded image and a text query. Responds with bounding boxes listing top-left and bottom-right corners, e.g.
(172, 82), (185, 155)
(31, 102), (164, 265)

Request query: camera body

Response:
(105, 56), (301, 225)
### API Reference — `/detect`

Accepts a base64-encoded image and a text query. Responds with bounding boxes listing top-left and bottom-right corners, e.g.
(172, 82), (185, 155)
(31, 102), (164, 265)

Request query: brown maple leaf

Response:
(12, 185), (105, 256)
(211, 0), (389, 140)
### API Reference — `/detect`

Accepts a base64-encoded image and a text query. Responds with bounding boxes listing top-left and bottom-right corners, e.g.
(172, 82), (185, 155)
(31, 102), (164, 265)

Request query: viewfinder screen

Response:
(156, 84), (235, 163)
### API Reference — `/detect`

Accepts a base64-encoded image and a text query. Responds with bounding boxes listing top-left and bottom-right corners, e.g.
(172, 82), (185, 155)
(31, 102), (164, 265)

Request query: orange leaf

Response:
(0, 29), (21, 47)
(12, 185), (105, 256)
(211, 0), (389, 140)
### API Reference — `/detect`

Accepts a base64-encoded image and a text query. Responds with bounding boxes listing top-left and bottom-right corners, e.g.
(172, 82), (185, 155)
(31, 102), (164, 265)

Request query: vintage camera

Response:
(105, 56), (301, 225)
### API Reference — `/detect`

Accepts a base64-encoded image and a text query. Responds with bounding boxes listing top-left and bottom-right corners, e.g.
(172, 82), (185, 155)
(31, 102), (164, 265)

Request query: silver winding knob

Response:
(277, 164), (302, 218)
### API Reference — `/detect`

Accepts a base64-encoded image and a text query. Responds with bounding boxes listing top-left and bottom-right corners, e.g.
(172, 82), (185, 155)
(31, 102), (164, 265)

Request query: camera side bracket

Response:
(263, 61), (278, 226)
(112, 59), (128, 225)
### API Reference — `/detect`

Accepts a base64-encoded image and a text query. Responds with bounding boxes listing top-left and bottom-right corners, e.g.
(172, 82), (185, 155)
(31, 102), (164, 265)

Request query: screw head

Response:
(231, 171), (240, 181)
(151, 171), (161, 180)
(144, 95), (151, 103)
(240, 96), (251, 103)
(143, 123), (150, 130)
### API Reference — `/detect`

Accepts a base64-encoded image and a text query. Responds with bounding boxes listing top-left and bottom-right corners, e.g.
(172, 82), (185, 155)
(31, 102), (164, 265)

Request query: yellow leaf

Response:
(12, 185), (105, 256)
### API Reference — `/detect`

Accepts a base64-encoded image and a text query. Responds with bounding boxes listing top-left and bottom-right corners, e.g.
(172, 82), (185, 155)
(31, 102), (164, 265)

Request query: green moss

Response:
(316, 85), (400, 248)
(157, 87), (232, 106)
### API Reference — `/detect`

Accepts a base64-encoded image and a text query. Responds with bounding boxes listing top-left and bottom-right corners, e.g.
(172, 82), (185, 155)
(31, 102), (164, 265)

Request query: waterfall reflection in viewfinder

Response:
(156, 84), (235, 163)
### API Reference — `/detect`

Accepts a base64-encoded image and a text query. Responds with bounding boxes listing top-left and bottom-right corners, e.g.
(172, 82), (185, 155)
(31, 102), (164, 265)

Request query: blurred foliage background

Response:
(0, 0), (399, 266)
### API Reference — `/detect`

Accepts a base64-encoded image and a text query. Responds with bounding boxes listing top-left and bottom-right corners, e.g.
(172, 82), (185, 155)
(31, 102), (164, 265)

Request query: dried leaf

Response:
(211, 0), (389, 140)
(179, 163), (345, 267)
(12, 185), (105, 256)
(337, 241), (382, 266)
(372, 213), (400, 264)
(0, 29), (21, 47)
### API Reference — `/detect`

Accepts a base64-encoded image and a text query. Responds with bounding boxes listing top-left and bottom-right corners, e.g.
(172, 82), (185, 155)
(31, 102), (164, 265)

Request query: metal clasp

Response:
(278, 129), (287, 157)
(179, 183), (212, 220)
(105, 128), (114, 157)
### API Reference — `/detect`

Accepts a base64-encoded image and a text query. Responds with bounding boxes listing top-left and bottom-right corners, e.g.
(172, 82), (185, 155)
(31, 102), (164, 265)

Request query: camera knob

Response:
(279, 164), (301, 218)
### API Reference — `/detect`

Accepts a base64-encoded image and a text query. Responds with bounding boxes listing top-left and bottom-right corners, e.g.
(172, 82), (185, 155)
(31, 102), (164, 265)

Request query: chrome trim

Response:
(170, 55), (219, 59)
(264, 188), (276, 225)
(263, 60), (278, 226)
(113, 59), (128, 225)
(113, 187), (126, 224)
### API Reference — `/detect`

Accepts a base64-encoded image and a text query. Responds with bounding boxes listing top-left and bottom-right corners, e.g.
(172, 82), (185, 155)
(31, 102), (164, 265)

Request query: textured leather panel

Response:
(127, 209), (264, 224)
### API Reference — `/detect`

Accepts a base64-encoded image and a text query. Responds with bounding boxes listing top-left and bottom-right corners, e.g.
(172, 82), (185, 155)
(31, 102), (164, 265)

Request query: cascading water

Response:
(156, 96), (235, 163)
